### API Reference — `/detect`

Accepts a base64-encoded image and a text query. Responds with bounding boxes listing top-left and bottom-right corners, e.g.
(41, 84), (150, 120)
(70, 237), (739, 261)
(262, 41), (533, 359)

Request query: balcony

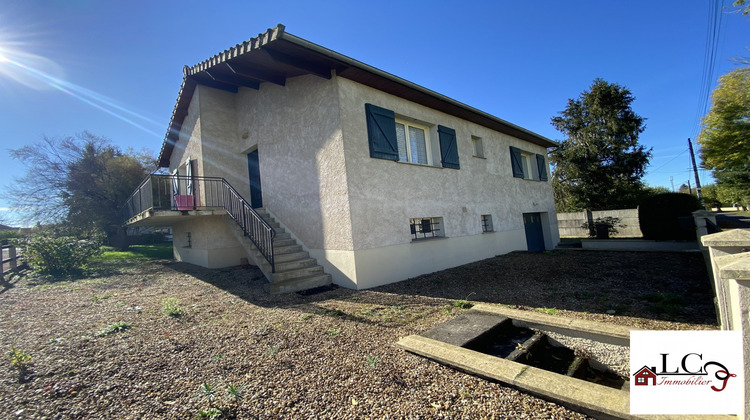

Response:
(123, 175), (275, 271)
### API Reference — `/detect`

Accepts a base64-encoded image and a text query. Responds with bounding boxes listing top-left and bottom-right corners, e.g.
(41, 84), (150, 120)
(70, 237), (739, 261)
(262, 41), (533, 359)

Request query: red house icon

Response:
(634, 366), (657, 386)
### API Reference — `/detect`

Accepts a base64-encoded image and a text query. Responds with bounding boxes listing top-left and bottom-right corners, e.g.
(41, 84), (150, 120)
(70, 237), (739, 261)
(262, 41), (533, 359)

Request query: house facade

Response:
(126, 24), (559, 291)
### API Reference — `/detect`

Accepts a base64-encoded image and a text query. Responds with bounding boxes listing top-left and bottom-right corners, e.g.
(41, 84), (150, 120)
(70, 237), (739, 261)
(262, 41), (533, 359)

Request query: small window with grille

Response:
(410, 217), (444, 240)
(481, 215), (493, 233)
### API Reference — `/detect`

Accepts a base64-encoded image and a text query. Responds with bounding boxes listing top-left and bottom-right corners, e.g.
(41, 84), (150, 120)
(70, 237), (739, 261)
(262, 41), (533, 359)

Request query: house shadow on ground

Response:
(169, 249), (718, 328)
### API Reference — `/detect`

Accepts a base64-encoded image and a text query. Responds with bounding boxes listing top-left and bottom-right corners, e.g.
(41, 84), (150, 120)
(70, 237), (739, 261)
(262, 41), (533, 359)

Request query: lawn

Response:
(0, 249), (716, 418)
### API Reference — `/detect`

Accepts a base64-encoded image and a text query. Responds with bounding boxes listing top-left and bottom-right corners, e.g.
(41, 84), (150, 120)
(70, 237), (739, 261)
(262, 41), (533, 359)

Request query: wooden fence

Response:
(1, 244), (21, 283)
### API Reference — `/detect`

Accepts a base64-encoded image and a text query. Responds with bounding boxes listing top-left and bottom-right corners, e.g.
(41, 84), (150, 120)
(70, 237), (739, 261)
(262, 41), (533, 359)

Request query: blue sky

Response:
(0, 0), (747, 226)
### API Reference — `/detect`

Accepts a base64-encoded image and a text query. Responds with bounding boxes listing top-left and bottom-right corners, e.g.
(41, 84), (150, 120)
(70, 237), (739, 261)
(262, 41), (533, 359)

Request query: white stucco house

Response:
(124, 24), (559, 293)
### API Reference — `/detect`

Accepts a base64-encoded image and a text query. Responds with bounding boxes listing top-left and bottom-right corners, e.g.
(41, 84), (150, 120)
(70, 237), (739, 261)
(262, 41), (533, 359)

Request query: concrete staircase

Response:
(224, 208), (332, 294)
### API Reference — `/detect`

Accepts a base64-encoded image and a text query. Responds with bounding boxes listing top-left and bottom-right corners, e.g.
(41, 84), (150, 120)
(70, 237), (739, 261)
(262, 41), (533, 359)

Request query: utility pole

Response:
(688, 138), (703, 202)
(670, 176), (675, 192)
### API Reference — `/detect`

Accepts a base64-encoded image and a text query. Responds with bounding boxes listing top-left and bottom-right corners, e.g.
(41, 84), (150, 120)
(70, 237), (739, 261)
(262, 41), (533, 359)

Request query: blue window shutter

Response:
(536, 154), (548, 181)
(365, 103), (398, 161)
(437, 125), (460, 169)
(510, 146), (524, 178)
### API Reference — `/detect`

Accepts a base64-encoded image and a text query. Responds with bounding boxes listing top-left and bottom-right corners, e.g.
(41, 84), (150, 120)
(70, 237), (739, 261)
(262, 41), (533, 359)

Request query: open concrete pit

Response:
(397, 304), (733, 420)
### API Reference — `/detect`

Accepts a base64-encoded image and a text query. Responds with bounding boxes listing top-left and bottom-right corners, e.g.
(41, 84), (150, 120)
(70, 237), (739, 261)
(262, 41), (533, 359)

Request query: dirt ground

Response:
(0, 250), (716, 419)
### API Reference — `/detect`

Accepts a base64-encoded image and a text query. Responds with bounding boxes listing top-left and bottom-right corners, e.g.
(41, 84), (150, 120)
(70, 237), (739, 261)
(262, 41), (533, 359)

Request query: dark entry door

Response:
(247, 150), (263, 209)
(523, 213), (545, 251)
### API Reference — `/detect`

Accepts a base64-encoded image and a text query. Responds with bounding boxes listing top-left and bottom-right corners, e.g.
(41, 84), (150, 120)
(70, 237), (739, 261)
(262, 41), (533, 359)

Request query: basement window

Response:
(410, 217), (444, 240)
(481, 215), (494, 233)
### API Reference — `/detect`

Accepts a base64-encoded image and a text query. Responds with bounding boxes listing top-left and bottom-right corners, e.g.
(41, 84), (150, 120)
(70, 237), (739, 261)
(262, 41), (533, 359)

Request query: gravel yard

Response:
(0, 249), (716, 419)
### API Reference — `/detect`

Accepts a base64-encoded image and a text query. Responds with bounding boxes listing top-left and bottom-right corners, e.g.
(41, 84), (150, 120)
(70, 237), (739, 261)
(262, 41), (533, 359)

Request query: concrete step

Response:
(274, 232), (292, 241)
(265, 273), (332, 294)
(275, 257), (317, 272)
(274, 250), (310, 263)
(274, 244), (303, 254)
(273, 238), (296, 247)
(272, 265), (323, 283)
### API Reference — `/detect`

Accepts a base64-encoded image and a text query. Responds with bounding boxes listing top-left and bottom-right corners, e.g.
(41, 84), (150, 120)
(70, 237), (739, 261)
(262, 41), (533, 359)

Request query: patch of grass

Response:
(226, 384), (244, 401)
(196, 408), (222, 419)
(325, 328), (341, 336)
(326, 309), (344, 317)
(7, 347), (32, 370)
(452, 300), (473, 310)
(299, 313), (314, 320)
(95, 321), (133, 337)
(197, 382), (216, 402)
(266, 344), (281, 356)
(161, 297), (184, 317)
(92, 243), (173, 263)
(360, 309), (374, 316)
(365, 354), (380, 369)
(644, 292), (685, 316)
(535, 307), (558, 316)
(92, 293), (113, 303)
(211, 354), (224, 361)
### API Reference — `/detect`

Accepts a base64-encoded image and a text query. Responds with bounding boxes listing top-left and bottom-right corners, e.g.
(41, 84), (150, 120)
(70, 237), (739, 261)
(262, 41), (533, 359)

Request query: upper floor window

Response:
(472, 136), (484, 158)
(365, 103), (460, 169)
(396, 120), (430, 165)
(510, 146), (548, 181)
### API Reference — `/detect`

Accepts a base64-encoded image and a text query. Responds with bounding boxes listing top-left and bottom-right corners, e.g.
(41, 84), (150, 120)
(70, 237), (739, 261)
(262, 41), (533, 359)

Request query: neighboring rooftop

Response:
(158, 24), (556, 167)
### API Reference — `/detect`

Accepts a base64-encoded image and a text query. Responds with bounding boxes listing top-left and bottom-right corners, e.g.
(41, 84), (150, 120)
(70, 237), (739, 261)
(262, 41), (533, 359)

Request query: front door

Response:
(247, 150), (263, 209)
(523, 212), (545, 251)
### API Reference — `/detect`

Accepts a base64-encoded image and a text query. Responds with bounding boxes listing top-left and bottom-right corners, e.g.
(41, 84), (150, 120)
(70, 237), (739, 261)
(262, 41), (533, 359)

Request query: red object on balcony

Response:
(174, 195), (194, 210)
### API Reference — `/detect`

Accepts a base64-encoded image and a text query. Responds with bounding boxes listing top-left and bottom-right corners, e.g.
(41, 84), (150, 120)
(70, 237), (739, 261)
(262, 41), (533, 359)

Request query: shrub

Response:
(95, 321), (133, 337)
(0, 229), (23, 245)
(581, 216), (624, 238)
(638, 193), (702, 240)
(7, 347), (32, 370)
(161, 297), (183, 317)
(20, 229), (103, 275)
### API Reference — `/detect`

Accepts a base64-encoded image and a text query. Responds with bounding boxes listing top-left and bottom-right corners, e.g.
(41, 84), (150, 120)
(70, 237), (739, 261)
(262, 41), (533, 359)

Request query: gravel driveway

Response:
(0, 250), (716, 419)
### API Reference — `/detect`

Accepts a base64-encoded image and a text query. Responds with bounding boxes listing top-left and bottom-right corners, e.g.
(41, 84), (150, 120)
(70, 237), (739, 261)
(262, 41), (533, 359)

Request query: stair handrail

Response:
(220, 179), (276, 273)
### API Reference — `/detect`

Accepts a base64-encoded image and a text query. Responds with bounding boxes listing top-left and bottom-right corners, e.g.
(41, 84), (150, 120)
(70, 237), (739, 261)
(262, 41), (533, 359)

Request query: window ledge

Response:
(482, 230), (496, 234)
(473, 155), (486, 159)
(396, 160), (443, 169)
(411, 236), (448, 243)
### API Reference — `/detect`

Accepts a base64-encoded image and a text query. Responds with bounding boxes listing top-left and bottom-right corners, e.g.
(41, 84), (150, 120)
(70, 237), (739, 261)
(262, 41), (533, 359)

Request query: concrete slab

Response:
(471, 304), (631, 347)
(397, 334), (735, 420)
(701, 229), (750, 247)
(420, 311), (508, 347)
(581, 239), (698, 252)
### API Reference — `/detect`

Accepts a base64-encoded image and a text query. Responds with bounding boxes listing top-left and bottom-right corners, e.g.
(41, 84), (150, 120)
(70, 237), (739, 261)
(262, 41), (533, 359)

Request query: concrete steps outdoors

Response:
(248, 208), (332, 294)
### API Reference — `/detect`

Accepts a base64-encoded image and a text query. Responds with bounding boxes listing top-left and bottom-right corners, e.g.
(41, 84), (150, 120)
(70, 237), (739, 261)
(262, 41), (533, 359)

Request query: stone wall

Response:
(701, 229), (750, 418)
(557, 209), (642, 238)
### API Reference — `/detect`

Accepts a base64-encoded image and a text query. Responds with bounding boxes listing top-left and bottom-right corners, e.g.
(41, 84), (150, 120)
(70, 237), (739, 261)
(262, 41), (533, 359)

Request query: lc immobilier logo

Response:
(630, 330), (743, 415)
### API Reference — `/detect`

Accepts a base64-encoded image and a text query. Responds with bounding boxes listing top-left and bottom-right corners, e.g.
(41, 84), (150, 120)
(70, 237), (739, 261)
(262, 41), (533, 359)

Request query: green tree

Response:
(550, 79), (652, 211)
(698, 67), (750, 210)
(699, 67), (750, 172)
(734, 0), (750, 15)
(8, 132), (155, 248)
(701, 184), (723, 210)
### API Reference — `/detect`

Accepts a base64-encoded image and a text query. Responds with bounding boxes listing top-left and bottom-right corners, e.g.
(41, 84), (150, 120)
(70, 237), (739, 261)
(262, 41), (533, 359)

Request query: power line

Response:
(648, 148), (689, 173)
(691, 0), (727, 143)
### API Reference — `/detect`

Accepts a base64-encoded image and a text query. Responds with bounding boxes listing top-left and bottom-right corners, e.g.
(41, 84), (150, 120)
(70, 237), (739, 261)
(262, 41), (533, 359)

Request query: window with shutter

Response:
(510, 146), (524, 178)
(438, 125), (460, 169)
(365, 103), (399, 161)
(536, 154), (548, 181)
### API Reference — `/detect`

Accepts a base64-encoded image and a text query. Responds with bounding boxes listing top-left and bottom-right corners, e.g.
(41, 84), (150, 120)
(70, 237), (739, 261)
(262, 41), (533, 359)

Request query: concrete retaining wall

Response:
(557, 209), (642, 238)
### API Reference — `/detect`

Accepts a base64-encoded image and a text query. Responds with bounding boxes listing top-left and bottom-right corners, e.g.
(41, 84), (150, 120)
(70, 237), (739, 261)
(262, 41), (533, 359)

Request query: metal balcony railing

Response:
(123, 175), (275, 272)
